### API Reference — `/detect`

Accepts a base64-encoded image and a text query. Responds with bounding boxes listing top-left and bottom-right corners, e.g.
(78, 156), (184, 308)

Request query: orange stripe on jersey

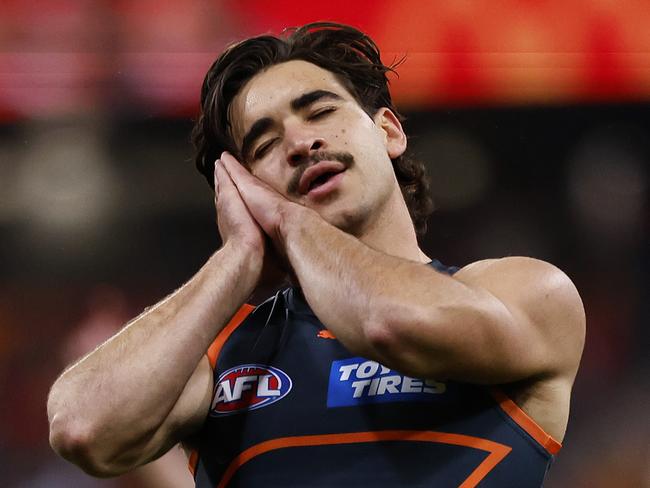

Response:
(490, 388), (562, 455)
(206, 304), (255, 369)
(188, 303), (256, 476)
(188, 449), (199, 477)
(317, 329), (336, 339)
(216, 430), (512, 488)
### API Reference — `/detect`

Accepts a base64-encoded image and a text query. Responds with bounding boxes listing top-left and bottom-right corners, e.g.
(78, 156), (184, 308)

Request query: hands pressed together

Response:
(213, 151), (306, 288)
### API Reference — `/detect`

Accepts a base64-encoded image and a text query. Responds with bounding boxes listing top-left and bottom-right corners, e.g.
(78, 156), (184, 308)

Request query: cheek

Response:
(252, 162), (288, 194)
(349, 126), (390, 167)
(351, 130), (397, 186)
(251, 166), (273, 185)
(332, 110), (375, 141)
(346, 118), (383, 151)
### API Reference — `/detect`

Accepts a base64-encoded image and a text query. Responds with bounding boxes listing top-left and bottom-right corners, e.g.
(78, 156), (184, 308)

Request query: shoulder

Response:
(454, 256), (582, 313)
(455, 256), (586, 377)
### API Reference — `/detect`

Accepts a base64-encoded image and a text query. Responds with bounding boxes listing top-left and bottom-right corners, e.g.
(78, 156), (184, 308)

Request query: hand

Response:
(214, 158), (265, 254)
(218, 152), (298, 249)
(216, 154), (295, 292)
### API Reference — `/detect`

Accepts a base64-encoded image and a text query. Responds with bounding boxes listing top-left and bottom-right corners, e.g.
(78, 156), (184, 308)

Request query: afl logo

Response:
(210, 364), (292, 416)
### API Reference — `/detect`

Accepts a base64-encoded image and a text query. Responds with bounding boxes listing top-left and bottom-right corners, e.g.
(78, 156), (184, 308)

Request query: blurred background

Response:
(1, 1), (648, 486)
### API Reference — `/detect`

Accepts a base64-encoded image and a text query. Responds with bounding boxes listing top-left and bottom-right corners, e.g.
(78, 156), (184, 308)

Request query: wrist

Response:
(224, 236), (264, 266)
(277, 202), (315, 243)
(209, 238), (264, 289)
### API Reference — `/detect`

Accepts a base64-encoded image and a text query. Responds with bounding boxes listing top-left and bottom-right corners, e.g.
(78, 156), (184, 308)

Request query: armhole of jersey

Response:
(187, 303), (256, 477)
(445, 261), (558, 456)
(206, 303), (256, 369)
(490, 388), (562, 455)
(188, 449), (199, 477)
(428, 259), (459, 276)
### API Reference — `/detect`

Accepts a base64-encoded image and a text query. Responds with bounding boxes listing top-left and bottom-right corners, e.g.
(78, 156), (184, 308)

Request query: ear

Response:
(374, 107), (407, 159)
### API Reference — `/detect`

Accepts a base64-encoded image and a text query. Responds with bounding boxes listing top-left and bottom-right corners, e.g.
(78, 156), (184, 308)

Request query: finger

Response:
(220, 153), (261, 207)
(220, 151), (243, 169)
(220, 151), (254, 187)
(214, 159), (241, 207)
(220, 151), (281, 200)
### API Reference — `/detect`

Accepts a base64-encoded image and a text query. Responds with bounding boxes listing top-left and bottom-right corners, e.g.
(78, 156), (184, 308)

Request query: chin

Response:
(319, 203), (372, 237)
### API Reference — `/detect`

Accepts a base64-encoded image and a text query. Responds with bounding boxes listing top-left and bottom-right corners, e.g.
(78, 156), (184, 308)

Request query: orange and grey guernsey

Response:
(188, 260), (561, 487)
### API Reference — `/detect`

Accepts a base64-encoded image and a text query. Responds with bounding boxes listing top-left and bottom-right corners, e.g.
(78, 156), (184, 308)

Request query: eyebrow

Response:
(240, 90), (343, 160)
(290, 89), (342, 111)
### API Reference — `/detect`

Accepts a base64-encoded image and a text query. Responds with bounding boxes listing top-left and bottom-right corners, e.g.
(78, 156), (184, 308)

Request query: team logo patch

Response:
(210, 364), (292, 416)
(327, 357), (446, 408)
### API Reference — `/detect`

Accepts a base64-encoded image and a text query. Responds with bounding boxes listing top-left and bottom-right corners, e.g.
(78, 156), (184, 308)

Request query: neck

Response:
(355, 184), (431, 264)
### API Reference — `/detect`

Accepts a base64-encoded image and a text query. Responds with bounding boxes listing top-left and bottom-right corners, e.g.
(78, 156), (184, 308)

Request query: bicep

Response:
(381, 257), (584, 384)
(446, 257), (584, 382)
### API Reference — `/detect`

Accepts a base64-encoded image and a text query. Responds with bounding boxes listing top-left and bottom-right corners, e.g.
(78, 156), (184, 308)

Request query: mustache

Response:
(287, 151), (355, 195)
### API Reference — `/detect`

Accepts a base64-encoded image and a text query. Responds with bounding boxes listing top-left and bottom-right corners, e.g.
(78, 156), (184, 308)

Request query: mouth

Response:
(298, 161), (347, 196)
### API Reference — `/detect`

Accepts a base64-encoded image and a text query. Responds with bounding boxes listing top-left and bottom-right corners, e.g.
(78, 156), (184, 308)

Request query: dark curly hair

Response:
(192, 21), (433, 234)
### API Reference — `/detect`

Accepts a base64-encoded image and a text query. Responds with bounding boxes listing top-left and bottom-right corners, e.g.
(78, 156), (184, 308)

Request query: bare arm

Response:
(218, 151), (585, 385)
(48, 161), (266, 476)
(47, 241), (259, 476)
(133, 447), (196, 488)
(280, 206), (585, 384)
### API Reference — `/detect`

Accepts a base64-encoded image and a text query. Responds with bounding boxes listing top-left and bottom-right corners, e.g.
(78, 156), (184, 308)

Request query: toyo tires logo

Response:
(327, 357), (446, 408)
(210, 364), (292, 416)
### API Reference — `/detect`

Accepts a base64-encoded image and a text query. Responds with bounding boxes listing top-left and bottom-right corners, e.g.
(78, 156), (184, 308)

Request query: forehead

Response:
(230, 60), (352, 141)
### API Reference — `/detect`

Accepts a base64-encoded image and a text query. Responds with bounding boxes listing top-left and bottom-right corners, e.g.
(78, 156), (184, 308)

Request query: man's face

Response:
(229, 60), (407, 234)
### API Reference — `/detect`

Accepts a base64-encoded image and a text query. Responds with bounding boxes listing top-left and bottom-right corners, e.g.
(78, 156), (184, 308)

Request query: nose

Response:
(286, 135), (326, 166)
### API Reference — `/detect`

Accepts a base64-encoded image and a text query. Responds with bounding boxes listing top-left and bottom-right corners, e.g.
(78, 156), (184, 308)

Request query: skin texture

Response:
(47, 60), (585, 477)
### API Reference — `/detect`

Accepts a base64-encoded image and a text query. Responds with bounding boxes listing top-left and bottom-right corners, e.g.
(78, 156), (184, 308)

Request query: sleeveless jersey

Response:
(189, 260), (561, 487)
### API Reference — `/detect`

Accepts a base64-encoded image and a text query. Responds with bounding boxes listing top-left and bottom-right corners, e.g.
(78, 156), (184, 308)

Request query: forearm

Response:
(47, 240), (260, 466)
(280, 207), (558, 384)
(280, 206), (437, 358)
(279, 205), (513, 377)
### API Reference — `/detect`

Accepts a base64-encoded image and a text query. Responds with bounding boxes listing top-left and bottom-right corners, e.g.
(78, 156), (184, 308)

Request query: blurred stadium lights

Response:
(0, 0), (244, 120)
(2, 1), (650, 120)
(0, 52), (105, 118)
(120, 52), (217, 114)
(12, 122), (119, 245)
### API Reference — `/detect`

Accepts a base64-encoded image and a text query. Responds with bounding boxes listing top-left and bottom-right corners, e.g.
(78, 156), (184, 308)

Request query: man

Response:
(48, 22), (585, 487)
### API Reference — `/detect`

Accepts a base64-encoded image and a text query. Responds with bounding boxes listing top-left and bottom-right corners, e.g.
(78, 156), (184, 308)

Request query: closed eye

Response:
(307, 107), (337, 121)
(253, 138), (278, 160)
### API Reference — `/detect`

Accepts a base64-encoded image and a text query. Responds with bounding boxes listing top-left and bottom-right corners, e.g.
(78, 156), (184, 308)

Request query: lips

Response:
(298, 161), (347, 195)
